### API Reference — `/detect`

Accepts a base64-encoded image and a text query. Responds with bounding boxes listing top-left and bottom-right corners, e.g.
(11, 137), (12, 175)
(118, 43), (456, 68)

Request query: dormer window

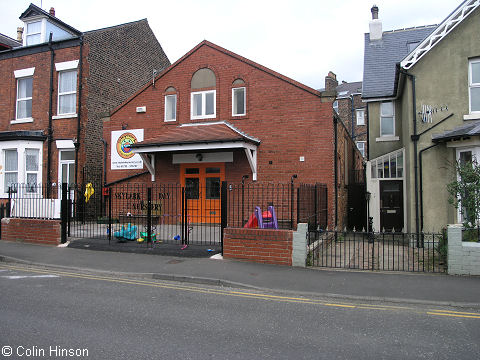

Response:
(25, 21), (42, 46)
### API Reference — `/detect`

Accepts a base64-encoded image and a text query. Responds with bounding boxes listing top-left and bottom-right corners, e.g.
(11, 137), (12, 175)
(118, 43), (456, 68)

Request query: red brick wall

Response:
(1, 218), (61, 245)
(223, 227), (293, 265)
(104, 42), (338, 228)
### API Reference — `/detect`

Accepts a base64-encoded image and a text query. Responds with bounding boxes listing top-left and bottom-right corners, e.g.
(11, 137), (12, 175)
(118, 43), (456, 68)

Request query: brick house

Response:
(325, 72), (368, 159)
(103, 40), (362, 229)
(0, 3), (169, 200)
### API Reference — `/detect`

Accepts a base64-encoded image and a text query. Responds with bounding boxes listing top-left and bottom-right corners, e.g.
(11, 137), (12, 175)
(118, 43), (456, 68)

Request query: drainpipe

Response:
(419, 143), (439, 231)
(47, 32), (54, 198)
(400, 70), (420, 239)
(101, 139), (107, 186)
(334, 116), (338, 229)
(350, 95), (355, 139)
(75, 36), (84, 187)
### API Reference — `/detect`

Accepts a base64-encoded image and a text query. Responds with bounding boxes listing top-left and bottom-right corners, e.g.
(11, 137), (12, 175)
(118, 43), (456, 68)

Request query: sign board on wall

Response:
(111, 129), (144, 170)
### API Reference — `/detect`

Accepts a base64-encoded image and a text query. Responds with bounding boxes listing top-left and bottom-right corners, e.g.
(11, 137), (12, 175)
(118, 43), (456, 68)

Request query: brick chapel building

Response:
(0, 3), (169, 199)
(103, 41), (362, 229)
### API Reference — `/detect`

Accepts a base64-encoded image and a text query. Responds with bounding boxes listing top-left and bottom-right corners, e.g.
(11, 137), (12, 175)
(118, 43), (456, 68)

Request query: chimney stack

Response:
(17, 27), (24, 42)
(49, 7), (55, 17)
(369, 4), (382, 41)
(325, 71), (338, 92)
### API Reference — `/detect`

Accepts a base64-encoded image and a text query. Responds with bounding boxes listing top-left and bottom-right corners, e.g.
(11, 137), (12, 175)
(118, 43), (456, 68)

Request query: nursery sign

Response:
(111, 129), (144, 170)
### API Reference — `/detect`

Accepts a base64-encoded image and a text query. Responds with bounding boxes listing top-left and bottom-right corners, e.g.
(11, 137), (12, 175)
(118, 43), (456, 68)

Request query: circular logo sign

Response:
(116, 132), (137, 159)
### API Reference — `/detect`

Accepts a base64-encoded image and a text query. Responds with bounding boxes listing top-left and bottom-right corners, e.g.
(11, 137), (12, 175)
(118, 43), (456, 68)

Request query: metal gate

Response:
(308, 229), (447, 273)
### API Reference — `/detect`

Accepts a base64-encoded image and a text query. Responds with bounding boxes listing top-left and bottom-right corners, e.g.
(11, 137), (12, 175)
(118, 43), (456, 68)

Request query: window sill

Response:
(53, 113), (77, 120)
(376, 136), (399, 142)
(464, 113), (480, 120)
(191, 115), (216, 121)
(11, 117), (34, 124)
(164, 119), (177, 123)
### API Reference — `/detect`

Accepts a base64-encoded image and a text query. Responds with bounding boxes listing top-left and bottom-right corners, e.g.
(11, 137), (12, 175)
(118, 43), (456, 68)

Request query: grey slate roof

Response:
(362, 25), (436, 99)
(0, 33), (21, 48)
(336, 81), (362, 99)
(432, 121), (480, 142)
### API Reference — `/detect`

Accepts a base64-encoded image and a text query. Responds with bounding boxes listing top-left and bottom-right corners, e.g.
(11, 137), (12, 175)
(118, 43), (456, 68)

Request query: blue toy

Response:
(114, 223), (138, 241)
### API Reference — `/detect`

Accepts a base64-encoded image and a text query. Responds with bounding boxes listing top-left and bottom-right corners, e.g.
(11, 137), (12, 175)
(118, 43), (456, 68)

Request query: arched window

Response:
(165, 86), (177, 122)
(191, 68), (216, 120)
(232, 78), (246, 116)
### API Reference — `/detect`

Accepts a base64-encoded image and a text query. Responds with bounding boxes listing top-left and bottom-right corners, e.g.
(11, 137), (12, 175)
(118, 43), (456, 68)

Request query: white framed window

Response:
(333, 100), (339, 114)
(380, 101), (395, 137)
(356, 141), (366, 157)
(4, 150), (18, 193)
(57, 70), (77, 115)
(16, 77), (33, 120)
(191, 90), (216, 120)
(25, 149), (39, 193)
(356, 109), (365, 125)
(469, 59), (480, 114)
(165, 94), (177, 122)
(371, 149), (403, 179)
(25, 21), (42, 46)
(1, 142), (43, 197)
(232, 87), (246, 116)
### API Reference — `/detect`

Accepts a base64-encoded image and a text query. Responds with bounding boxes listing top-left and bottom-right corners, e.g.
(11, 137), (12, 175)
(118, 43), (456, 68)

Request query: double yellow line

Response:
(1, 263), (479, 319)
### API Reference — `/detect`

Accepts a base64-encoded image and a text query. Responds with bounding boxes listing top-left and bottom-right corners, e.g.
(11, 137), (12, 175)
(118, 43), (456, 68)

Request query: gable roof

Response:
(0, 33), (21, 49)
(362, 25), (435, 99)
(401, 0), (480, 69)
(111, 40), (322, 116)
(19, 3), (81, 36)
(130, 121), (260, 149)
(336, 81), (362, 99)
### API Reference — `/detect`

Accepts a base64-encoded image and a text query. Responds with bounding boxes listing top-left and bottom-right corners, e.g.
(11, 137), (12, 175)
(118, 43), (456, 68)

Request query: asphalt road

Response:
(0, 264), (479, 360)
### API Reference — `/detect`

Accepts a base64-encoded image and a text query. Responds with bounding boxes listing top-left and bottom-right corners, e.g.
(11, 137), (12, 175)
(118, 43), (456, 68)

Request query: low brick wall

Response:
(223, 228), (293, 265)
(448, 224), (480, 276)
(1, 218), (61, 246)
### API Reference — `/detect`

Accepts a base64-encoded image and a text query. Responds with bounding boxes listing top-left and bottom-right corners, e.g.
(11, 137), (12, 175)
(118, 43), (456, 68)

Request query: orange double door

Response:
(180, 163), (225, 224)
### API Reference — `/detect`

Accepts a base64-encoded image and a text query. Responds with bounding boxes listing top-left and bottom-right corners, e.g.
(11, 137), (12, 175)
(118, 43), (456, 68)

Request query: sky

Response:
(1, 0), (463, 89)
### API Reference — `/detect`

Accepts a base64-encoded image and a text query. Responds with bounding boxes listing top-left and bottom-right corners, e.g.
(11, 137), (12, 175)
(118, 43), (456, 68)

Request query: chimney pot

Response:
(16, 27), (24, 42)
(371, 5), (379, 20)
(49, 7), (55, 17)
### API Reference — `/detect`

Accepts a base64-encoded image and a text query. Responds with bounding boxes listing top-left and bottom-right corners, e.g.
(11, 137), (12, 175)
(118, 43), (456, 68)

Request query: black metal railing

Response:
(6, 183), (68, 220)
(308, 229), (446, 273)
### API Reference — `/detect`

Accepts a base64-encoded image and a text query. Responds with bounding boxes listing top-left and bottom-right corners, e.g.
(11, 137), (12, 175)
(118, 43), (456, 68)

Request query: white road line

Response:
(2, 275), (60, 279)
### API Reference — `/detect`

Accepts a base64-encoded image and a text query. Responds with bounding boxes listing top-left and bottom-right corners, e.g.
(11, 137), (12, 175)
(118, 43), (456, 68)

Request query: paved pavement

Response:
(1, 240), (480, 308)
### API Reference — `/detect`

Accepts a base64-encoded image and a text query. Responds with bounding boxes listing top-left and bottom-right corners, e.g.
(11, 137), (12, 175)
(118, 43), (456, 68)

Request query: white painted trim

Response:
(447, 139), (480, 148)
(55, 140), (75, 149)
(164, 94), (177, 122)
(401, 0), (480, 69)
(190, 90), (216, 120)
(463, 113), (480, 120)
(232, 87), (246, 116)
(55, 60), (79, 71)
(133, 141), (253, 153)
(52, 114), (77, 120)
(139, 153), (155, 181)
(10, 118), (34, 124)
(172, 152), (233, 164)
(362, 96), (398, 103)
(14, 67), (35, 78)
(376, 136), (400, 142)
(244, 147), (257, 181)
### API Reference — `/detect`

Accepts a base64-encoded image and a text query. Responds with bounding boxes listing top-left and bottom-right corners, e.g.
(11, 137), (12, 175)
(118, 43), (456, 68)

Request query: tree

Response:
(447, 157), (480, 242)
